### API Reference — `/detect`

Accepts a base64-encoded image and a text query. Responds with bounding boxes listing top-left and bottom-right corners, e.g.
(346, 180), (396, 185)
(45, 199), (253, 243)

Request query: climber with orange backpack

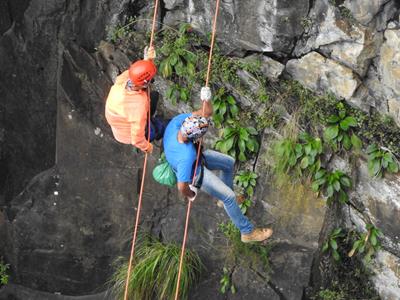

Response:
(105, 46), (166, 153)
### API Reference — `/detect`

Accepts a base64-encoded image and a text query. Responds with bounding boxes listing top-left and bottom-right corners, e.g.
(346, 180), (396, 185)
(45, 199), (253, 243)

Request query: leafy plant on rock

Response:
(219, 267), (236, 294)
(165, 83), (191, 104)
(296, 133), (323, 174)
(316, 288), (345, 300)
(234, 170), (257, 197)
(215, 123), (259, 162)
(159, 24), (198, 103)
(107, 16), (136, 43)
(212, 88), (240, 128)
(322, 228), (345, 261)
(0, 258), (9, 286)
(234, 170), (258, 214)
(273, 136), (298, 175)
(238, 198), (252, 214)
(311, 169), (351, 205)
(366, 144), (399, 178)
(348, 224), (382, 263)
(273, 133), (323, 178)
(323, 102), (362, 152)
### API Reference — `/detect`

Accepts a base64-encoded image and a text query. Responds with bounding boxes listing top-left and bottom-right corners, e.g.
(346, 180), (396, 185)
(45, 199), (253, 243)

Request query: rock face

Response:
(1, 0), (400, 299)
(290, 0), (400, 123)
(164, 0), (309, 55)
(350, 161), (400, 256)
(363, 23), (400, 125)
(286, 52), (360, 100)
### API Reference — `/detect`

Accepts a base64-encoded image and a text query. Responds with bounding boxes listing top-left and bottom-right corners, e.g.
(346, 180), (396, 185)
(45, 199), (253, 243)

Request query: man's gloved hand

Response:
(200, 86), (212, 102)
(144, 142), (153, 154)
(144, 46), (156, 60)
(187, 184), (198, 202)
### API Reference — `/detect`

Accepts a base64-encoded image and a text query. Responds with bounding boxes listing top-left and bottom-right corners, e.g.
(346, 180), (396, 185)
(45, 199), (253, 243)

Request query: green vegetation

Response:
(348, 224), (382, 263)
(0, 258), (9, 286)
(159, 24), (198, 104)
(321, 225), (382, 264)
(311, 169), (351, 205)
(314, 227), (381, 300)
(219, 267), (236, 294)
(328, 0), (355, 22)
(234, 170), (258, 214)
(323, 102), (362, 152)
(110, 237), (202, 300)
(300, 17), (312, 30)
(234, 170), (257, 198)
(212, 88), (240, 128)
(322, 228), (345, 261)
(273, 132), (323, 178)
(284, 81), (400, 158)
(367, 144), (399, 178)
(106, 16), (137, 43)
(315, 288), (345, 300)
(215, 124), (259, 162)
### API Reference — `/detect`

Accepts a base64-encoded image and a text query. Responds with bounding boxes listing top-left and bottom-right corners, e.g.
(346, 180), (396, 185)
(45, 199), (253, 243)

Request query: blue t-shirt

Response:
(163, 113), (201, 183)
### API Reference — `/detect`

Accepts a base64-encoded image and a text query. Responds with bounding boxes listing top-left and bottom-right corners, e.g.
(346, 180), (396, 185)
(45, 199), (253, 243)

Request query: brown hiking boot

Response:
(236, 194), (246, 205)
(241, 228), (273, 243)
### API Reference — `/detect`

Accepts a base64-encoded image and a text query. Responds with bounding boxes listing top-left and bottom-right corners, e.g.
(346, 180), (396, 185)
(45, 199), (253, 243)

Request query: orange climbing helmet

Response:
(129, 60), (157, 86)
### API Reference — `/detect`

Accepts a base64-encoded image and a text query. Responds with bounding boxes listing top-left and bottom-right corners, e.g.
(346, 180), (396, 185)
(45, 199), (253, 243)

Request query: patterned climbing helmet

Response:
(180, 115), (210, 141)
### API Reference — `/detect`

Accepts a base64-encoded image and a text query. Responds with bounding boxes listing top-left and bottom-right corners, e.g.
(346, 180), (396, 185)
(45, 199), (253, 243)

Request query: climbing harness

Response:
(174, 0), (221, 299)
(123, 0), (159, 299)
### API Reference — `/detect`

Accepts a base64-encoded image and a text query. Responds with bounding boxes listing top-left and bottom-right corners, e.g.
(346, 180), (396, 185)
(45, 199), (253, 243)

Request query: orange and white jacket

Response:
(105, 70), (151, 152)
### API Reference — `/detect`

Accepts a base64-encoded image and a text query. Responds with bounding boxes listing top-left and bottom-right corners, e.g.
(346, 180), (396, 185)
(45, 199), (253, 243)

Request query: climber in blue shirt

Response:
(163, 87), (273, 243)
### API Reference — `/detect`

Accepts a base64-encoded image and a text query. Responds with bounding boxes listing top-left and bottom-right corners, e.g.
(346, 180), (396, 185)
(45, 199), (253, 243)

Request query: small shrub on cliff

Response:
(272, 132), (323, 182)
(234, 170), (258, 214)
(212, 88), (240, 128)
(159, 24), (199, 103)
(234, 170), (257, 197)
(0, 258), (9, 286)
(219, 267), (236, 294)
(366, 144), (399, 178)
(315, 288), (345, 300)
(322, 228), (345, 261)
(311, 169), (351, 205)
(106, 16), (136, 43)
(215, 123), (259, 162)
(323, 102), (362, 152)
(110, 237), (203, 300)
(348, 224), (382, 263)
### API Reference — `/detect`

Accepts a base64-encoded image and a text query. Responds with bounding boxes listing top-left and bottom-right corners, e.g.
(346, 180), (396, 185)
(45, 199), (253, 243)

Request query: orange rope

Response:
(174, 0), (221, 299)
(149, 0), (160, 49)
(205, 0), (220, 88)
(123, 0), (159, 299)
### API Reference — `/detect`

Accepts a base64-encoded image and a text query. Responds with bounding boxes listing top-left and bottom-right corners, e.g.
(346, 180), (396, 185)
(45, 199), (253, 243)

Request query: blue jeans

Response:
(198, 150), (254, 234)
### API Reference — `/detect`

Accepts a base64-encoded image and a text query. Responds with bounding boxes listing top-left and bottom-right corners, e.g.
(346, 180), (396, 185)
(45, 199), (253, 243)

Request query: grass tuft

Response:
(110, 237), (203, 300)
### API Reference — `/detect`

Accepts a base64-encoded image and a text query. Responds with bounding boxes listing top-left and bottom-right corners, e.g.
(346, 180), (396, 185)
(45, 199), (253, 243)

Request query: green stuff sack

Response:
(152, 160), (177, 187)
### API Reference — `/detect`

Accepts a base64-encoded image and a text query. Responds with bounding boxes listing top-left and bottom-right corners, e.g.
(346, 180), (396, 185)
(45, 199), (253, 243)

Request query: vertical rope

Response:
(205, 0), (220, 88)
(123, 89), (152, 300)
(174, 0), (221, 299)
(149, 0), (160, 49)
(123, 0), (159, 298)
